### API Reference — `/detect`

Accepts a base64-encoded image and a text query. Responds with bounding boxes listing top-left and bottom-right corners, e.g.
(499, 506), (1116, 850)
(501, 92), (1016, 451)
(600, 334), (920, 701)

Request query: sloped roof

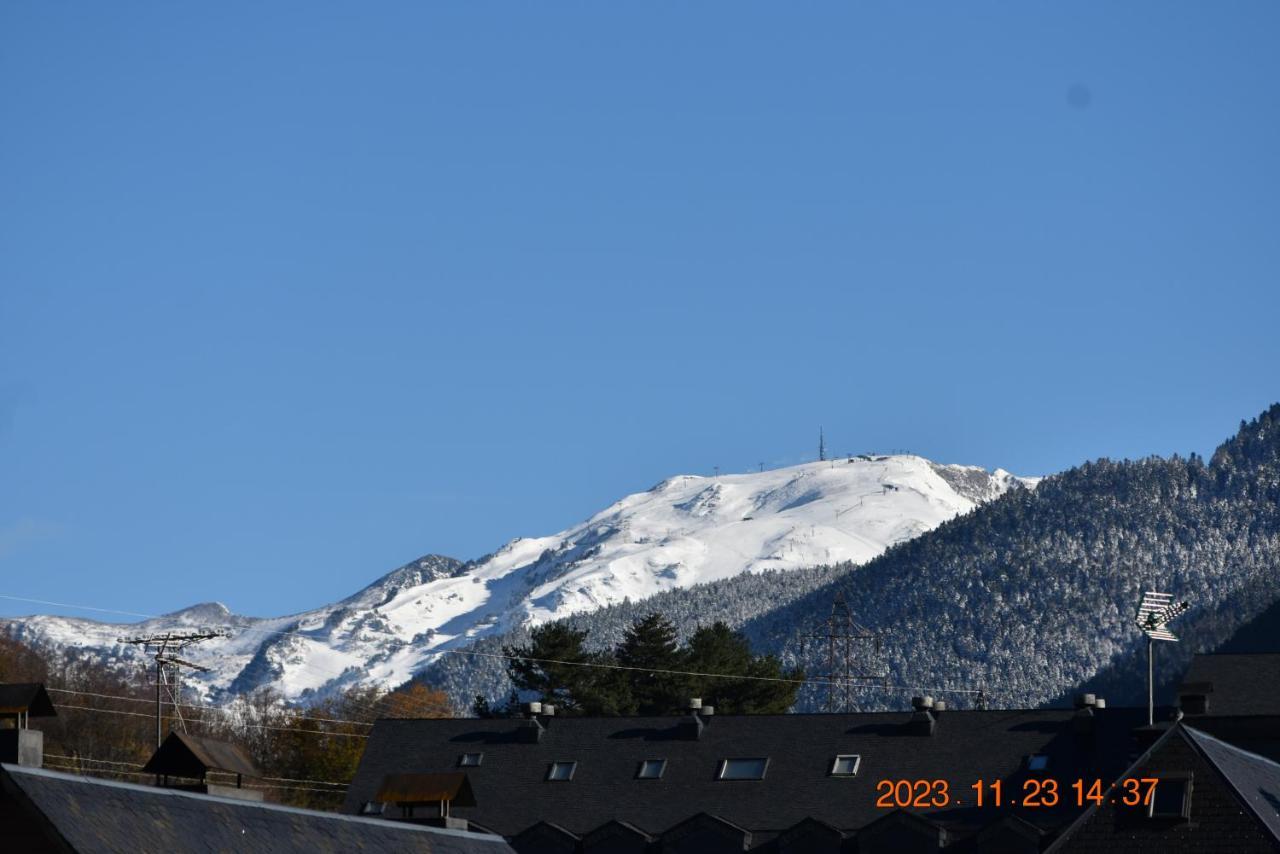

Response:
(1046, 722), (1280, 852)
(1185, 726), (1280, 841)
(0, 684), (55, 717)
(376, 772), (476, 806)
(141, 731), (261, 779)
(0, 763), (514, 854)
(345, 707), (1150, 839)
(1180, 654), (1280, 715)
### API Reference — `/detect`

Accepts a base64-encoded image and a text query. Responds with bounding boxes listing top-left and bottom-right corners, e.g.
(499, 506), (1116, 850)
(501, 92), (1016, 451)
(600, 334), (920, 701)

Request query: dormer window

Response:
(459, 752), (483, 767)
(546, 761), (577, 781)
(637, 759), (667, 780)
(830, 755), (861, 777)
(717, 758), (768, 780)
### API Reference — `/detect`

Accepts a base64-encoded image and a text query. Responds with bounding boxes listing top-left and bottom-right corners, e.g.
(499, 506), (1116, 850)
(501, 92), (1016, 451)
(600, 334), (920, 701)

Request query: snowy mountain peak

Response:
(2, 455), (1035, 703)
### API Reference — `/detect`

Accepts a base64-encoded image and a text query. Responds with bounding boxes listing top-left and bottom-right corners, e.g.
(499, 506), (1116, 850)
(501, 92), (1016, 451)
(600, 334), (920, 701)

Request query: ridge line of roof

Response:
(0, 764), (506, 843)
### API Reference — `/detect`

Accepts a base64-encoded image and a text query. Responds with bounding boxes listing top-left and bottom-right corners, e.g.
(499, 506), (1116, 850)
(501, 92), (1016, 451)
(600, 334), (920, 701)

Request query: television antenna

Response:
(1135, 591), (1191, 726)
(118, 628), (231, 747)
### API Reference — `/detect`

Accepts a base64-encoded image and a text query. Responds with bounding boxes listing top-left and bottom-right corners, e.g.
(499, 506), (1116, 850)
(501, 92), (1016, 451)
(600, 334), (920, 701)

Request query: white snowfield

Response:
(3, 455), (1036, 703)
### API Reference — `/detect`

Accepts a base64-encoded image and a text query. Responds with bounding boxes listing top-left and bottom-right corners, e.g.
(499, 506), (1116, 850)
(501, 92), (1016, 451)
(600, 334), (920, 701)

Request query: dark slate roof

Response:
(142, 730), (262, 779)
(1, 763), (514, 854)
(345, 707), (1150, 840)
(0, 683), (55, 717)
(1185, 726), (1280, 841)
(1179, 654), (1280, 716)
(1046, 723), (1280, 853)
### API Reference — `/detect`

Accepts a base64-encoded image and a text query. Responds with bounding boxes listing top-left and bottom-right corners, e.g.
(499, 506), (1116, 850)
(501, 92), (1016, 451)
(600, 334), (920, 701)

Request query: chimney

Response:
(1178, 682), (1212, 716)
(677, 711), (705, 741)
(0, 684), (55, 767)
(907, 697), (936, 736)
(517, 716), (545, 744)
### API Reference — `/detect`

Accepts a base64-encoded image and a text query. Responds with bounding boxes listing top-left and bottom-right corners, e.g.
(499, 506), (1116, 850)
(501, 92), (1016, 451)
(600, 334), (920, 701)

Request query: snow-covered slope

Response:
(3, 456), (1035, 703)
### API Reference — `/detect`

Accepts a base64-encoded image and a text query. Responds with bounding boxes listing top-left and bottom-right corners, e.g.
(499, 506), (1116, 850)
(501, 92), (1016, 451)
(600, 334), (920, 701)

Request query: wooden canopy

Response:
(0, 684), (56, 717)
(376, 772), (476, 806)
(141, 731), (261, 781)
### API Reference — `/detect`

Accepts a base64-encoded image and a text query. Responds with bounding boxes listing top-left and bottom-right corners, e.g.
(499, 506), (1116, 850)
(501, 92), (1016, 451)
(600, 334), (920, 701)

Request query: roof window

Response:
(637, 759), (666, 780)
(546, 761), (577, 782)
(830, 755), (861, 777)
(717, 758), (768, 780)
(1148, 777), (1192, 819)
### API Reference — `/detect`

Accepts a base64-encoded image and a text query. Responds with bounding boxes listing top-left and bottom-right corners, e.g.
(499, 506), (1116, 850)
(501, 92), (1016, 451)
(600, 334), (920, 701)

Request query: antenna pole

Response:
(1152, 640), (1162, 727)
(118, 629), (229, 749)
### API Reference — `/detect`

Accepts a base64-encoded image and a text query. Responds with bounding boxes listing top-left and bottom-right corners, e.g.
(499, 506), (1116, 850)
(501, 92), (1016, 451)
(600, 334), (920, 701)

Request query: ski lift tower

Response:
(1135, 592), (1191, 726)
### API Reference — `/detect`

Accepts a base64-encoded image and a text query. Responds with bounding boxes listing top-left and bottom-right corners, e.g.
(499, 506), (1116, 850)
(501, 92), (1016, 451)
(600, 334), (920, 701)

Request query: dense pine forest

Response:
(429, 405), (1280, 713)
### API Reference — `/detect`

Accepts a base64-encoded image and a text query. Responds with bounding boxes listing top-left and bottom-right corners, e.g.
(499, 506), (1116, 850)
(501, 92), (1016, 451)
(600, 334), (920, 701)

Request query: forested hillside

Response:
(434, 405), (1280, 712)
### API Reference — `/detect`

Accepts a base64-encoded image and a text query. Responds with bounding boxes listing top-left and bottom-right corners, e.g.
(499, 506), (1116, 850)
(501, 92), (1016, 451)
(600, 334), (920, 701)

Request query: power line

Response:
(50, 702), (370, 739)
(0, 594), (988, 701)
(44, 753), (349, 788)
(45, 687), (374, 728)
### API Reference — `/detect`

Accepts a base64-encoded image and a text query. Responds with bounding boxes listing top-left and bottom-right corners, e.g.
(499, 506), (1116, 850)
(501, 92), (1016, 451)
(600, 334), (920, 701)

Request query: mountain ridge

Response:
(2, 454), (1030, 704)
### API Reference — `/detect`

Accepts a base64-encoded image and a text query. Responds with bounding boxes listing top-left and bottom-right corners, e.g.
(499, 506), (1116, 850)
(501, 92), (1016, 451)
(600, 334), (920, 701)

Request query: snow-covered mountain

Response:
(2, 455), (1035, 704)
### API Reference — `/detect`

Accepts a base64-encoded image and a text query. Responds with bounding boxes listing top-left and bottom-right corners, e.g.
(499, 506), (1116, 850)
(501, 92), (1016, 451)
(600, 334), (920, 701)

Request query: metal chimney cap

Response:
(700, 705), (715, 716)
(689, 698), (702, 710)
(932, 700), (947, 713)
(542, 704), (556, 717)
(527, 701), (543, 715)
(1093, 698), (1106, 710)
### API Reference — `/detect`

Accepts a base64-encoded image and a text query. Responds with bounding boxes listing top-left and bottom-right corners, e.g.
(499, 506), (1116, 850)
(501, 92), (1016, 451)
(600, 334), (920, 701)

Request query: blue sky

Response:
(2, 3), (1278, 618)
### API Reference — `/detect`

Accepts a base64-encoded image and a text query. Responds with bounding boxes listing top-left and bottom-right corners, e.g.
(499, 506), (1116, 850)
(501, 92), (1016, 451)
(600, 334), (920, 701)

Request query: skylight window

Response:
(1027, 754), (1049, 771)
(1148, 778), (1192, 819)
(637, 759), (666, 780)
(718, 758), (769, 780)
(546, 761), (577, 782)
(830, 755), (861, 777)
(459, 752), (483, 767)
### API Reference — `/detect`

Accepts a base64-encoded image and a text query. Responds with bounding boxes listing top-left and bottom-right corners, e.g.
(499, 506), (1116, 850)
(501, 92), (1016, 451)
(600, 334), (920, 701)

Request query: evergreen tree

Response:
(616, 613), (686, 714)
(684, 621), (803, 713)
(503, 623), (628, 715)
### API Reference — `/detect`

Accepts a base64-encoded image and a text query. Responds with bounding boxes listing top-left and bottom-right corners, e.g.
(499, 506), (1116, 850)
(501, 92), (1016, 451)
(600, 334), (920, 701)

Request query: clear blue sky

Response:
(2, 3), (1278, 619)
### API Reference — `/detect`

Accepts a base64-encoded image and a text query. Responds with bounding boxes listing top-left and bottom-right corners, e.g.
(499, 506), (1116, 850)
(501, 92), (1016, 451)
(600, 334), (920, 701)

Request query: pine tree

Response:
(616, 613), (685, 714)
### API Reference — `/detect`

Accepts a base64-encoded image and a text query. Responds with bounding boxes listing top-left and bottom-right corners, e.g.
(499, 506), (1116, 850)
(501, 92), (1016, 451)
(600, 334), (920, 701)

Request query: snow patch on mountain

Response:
(2, 455), (1035, 703)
